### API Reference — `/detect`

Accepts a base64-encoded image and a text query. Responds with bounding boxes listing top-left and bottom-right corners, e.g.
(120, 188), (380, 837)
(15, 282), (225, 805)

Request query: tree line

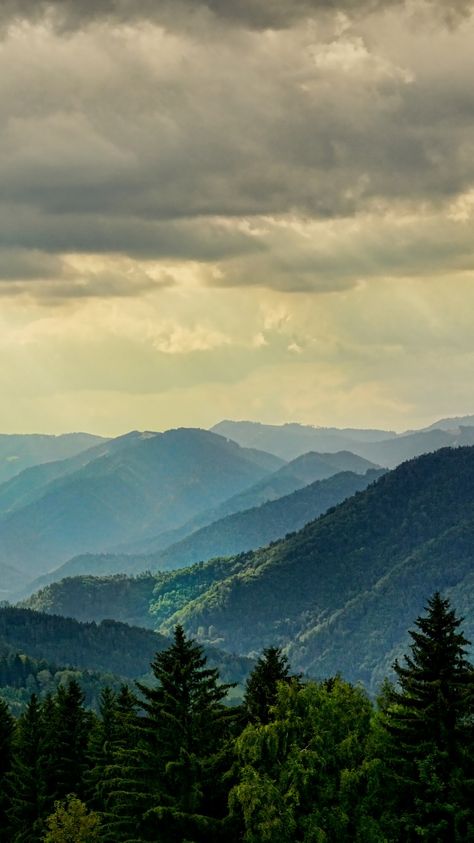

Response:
(0, 593), (473, 842)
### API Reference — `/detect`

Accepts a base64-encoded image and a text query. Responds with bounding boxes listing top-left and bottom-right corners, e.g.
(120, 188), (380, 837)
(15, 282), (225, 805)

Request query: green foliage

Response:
(106, 626), (236, 842)
(156, 447), (474, 690)
(0, 597), (473, 843)
(0, 646), (125, 716)
(7, 693), (45, 842)
(147, 468), (383, 572)
(243, 646), (292, 724)
(43, 795), (101, 842)
(0, 695), (14, 841)
(23, 573), (158, 628)
(0, 606), (253, 706)
(0, 606), (169, 677)
(382, 594), (474, 841)
(26, 448), (474, 699)
(231, 677), (374, 842)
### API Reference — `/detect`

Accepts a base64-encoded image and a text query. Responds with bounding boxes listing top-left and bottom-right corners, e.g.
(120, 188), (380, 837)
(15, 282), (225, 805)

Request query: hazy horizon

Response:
(1, 410), (474, 439)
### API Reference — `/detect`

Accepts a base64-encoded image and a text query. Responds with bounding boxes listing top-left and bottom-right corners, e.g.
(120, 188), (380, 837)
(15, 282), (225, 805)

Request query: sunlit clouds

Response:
(1, 1), (474, 432)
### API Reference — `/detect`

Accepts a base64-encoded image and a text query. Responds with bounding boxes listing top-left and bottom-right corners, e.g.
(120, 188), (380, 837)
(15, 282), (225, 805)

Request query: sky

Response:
(1, 0), (474, 435)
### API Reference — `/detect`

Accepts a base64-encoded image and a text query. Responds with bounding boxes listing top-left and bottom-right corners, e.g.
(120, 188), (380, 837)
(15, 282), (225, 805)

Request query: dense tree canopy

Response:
(0, 600), (472, 842)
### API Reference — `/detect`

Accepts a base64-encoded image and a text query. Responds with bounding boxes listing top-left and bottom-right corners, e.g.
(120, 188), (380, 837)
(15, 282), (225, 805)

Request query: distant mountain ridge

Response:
(20, 467), (383, 596)
(211, 420), (396, 460)
(21, 446), (474, 691)
(212, 418), (474, 467)
(0, 432), (106, 484)
(0, 428), (283, 584)
(115, 449), (379, 557)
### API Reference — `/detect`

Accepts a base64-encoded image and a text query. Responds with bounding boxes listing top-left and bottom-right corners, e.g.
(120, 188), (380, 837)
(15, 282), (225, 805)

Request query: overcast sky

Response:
(1, 0), (474, 434)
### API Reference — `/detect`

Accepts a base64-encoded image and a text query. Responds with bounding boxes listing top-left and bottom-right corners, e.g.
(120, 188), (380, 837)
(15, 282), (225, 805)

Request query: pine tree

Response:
(243, 647), (291, 724)
(106, 626), (236, 843)
(7, 693), (45, 843)
(384, 592), (474, 841)
(43, 681), (92, 812)
(86, 687), (118, 810)
(88, 684), (141, 841)
(0, 696), (14, 842)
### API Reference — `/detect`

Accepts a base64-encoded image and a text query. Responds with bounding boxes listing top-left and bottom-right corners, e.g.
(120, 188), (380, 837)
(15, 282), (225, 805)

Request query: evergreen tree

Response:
(0, 696), (14, 842)
(44, 681), (92, 810)
(384, 592), (474, 841)
(7, 693), (45, 843)
(88, 684), (140, 840)
(106, 626), (235, 843)
(86, 687), (118, 810)
(243, 647), (291, 724)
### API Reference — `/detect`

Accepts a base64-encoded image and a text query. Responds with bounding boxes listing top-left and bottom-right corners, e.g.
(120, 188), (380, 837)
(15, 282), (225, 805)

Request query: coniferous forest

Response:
(1, 593), (473, 842)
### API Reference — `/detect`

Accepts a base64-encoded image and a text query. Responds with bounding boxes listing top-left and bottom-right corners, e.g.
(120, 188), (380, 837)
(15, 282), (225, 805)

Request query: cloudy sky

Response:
(1, 0), (474, 434)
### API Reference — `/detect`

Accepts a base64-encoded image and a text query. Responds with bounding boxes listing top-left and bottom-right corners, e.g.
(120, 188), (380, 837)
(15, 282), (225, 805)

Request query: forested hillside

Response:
(111, 448), (379, 557)
(157, 447), (474, 687)
(0, 607), (169, 677)
(142, 468), (384, 571)
(0, 607), (252, 690)
(22, 467), (383, 595)
(23, 574), (158, 627)
(22, 447), (474, 691)
(0, 646), (125, 716)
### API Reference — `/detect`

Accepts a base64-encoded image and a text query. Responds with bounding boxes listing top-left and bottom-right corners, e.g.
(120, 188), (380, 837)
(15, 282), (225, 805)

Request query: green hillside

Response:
(21, 447), (474, 691)
(22, 467), (383, 595)
(23, 573), (158, 627)
(112, 448), (378, 556)
(0, 606), (252, 688)
(144, 468), (385, 571)
(160, 447), (474, 682)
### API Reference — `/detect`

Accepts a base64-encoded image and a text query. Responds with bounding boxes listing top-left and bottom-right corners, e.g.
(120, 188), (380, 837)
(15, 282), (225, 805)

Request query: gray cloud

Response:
(0, 0), (473, 32)
(0, 1), (473, 298)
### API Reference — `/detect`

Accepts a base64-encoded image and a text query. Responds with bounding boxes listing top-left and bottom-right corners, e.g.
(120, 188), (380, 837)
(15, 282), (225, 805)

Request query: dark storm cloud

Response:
(0, 0), (473, 32)
(0, 0), (474, 298)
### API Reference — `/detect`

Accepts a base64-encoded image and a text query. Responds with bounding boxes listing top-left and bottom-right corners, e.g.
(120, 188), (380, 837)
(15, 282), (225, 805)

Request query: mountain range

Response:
(0, 428), (284, 588)
(212, 418), (474, 467)
(24, 445), (474, 693)
(0, 432), (105, 485)
(20, 467), (383, 598)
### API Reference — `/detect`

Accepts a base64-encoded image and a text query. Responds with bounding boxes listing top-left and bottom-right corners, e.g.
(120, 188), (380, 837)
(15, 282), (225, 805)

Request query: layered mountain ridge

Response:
(23, 445), (474, 692)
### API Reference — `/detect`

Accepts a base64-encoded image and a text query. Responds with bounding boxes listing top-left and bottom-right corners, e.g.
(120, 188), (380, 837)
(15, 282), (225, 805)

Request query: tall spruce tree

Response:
(106, 626), (235, 843)
(89, 685), (140, 841)
(86, 687), (118, 810)
(243, 647), (291, 724)
(384, 592), (474, 841)
(7, 693), (45, 843)
(43, 681), (92, 810)
(0, 696), (14, 842)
